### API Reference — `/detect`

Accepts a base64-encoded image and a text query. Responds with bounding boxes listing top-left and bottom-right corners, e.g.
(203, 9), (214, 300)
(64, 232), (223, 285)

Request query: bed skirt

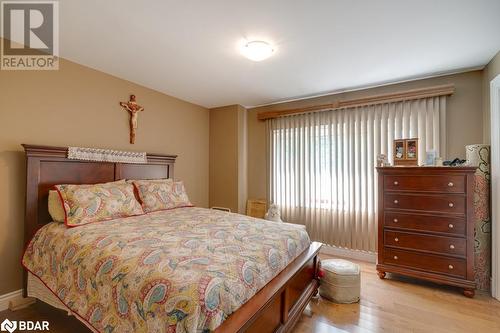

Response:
(27, 272), (98, 333)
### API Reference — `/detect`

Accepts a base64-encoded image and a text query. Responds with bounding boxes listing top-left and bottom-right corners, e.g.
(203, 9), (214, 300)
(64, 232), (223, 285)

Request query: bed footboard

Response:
(215, 241), (322, 333)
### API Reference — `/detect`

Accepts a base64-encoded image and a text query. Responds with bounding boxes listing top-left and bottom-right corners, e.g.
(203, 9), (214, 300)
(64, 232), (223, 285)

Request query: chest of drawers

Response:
(376, 167), (476, 297)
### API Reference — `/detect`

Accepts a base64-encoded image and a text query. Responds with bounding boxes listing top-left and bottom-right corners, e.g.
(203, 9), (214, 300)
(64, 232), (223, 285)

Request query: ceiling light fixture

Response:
(241, 40), (275, 61)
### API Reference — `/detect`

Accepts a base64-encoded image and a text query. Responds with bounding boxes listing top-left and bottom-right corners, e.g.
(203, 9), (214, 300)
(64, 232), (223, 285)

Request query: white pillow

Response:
(48, 190), (65, 222)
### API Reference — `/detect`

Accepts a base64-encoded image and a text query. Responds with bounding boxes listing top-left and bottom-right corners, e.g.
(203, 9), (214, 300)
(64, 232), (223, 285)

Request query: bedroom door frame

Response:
(491, 74), (500, 300)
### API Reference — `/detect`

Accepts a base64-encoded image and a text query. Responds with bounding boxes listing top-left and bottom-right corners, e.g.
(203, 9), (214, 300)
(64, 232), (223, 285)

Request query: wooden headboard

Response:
(22, 144), (177, 247)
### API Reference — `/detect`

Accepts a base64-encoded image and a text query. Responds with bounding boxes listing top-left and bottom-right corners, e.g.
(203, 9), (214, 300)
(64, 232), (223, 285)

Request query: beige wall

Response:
(209, 104), (248, 213)
(483, 51), (500, 143)
(237, 106), (248, 214)
(247, 70), (484, 201)
(209, 105), (239, 212)
(0, 57), (209, 295)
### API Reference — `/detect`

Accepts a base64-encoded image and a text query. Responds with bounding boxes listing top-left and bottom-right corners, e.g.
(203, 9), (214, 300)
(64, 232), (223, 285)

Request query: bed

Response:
(21, 144), (322, 333)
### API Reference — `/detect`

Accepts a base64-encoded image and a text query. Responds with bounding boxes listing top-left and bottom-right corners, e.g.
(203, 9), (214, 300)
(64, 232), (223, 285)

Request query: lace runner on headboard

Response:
(67, 147), (147, 164)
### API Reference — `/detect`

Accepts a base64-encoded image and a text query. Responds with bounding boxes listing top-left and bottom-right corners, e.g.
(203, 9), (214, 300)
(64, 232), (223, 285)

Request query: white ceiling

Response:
(57, 0), (500, 108)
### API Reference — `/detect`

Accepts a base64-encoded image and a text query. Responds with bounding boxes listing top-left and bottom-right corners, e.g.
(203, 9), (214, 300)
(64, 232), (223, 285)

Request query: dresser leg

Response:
(463, 288), (475, 298)
(377, 271), (386, 279)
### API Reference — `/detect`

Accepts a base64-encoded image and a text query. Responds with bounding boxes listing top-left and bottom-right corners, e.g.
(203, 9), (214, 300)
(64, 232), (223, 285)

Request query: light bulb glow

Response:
(241, 40), (274, 61)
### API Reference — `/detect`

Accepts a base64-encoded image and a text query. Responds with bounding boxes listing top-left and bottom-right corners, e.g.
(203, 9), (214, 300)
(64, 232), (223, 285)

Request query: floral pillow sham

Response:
(54, 180), (144, 227)
(132, 178), (193, 213)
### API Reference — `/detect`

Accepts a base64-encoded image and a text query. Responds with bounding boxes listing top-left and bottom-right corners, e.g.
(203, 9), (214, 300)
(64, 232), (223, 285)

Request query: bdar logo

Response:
(0, 319), (49, 332)
(0, 319), (17, 333)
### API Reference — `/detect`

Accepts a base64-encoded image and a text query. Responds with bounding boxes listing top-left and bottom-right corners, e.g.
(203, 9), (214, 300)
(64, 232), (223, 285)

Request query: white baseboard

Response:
(0, 289), (23, 312)
(320, 245), (377, 263)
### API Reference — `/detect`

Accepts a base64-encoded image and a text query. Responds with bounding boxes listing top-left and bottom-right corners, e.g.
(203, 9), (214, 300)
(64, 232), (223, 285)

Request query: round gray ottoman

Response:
(319, 259), (360, 303)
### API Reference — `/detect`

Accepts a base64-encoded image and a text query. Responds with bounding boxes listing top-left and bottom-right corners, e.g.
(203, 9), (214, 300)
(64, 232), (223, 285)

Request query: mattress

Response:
(23, 207), (310, 333)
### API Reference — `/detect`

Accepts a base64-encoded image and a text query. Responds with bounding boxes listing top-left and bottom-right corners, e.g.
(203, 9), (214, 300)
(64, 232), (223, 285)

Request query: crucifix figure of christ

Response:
(119, 94), (144, 144)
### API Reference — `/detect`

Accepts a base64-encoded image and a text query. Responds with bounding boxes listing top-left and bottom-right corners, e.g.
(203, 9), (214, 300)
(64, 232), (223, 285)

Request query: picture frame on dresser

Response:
(394, 140), (406, 161)
(405, 139), (418, 160)
(393, 138), (419, 166)
(376, 166), (477, 297)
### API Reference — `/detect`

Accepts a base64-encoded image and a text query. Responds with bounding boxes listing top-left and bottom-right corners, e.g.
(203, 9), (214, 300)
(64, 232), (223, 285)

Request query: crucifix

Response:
(119, 94), (144, 144)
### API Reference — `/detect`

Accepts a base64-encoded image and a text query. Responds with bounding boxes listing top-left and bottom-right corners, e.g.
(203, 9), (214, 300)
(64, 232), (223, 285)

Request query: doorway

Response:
(491, 74), (500, 300)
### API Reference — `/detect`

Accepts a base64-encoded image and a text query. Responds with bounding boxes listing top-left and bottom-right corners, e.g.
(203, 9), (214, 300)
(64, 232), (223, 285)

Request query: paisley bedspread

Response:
(22, 207), (310, 333)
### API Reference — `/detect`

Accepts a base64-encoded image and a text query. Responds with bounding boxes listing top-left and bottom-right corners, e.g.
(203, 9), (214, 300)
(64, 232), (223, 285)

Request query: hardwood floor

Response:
(2, 257), (500, 332)
(0, 300), (89, 332)
(295, 257), (500, 333)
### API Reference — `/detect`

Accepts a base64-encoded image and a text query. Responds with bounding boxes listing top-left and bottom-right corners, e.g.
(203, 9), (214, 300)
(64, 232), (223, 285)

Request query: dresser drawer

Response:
(384, 175), (465, 193)
(384, 193), (465, 214)
(384, 230), (466, 257)
(384, 212), (466, 236)
(383, 248), (466, 278)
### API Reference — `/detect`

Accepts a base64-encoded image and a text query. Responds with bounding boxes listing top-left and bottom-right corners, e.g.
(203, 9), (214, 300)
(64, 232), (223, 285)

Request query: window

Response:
(268, 96), (446, 252)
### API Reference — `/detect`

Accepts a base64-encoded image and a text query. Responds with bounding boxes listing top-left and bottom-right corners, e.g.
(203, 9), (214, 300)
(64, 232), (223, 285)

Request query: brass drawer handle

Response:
(449, 223), (454, 229)
(449, 244), (455, 249)
(394, 199), (399, 204)
(448, 182), (454, 187)
(448, 202), (454, 208)
(394, 237), (399, 242)
(393, 181), (399, 185)
(393, 218), (398, 223)
(448, 264), (454, 270)
(393, 256), (398, 260)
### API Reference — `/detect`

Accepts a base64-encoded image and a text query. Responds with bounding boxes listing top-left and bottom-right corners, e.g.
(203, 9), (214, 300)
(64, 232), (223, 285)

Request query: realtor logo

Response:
(0, 318), (49, 332)
(1, 1), (59, 70)
(0, 319), (16, 333)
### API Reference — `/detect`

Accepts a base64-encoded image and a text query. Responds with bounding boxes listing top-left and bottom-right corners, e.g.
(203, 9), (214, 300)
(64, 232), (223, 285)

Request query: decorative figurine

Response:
(377, 154), (389, 167)
(265, 204), (283, 222)
(120, 94), (144, 144)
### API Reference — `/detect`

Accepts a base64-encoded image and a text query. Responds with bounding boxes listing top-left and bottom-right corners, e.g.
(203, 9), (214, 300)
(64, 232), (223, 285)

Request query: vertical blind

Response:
(267, 96), (446, 252)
